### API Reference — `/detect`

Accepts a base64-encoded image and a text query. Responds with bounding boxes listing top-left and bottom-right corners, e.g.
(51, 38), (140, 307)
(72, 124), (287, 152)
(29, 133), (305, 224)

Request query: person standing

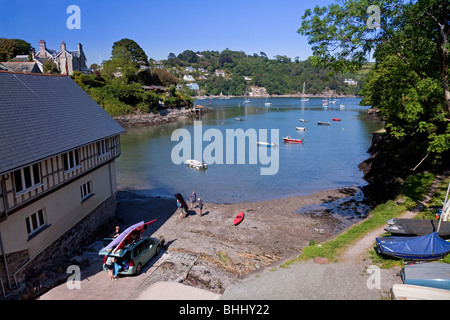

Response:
(177, 199), (185, 219)
(105, 255), (116, 281)
(190, 191), (197, 209)
(198, 198), (204, 217)
(113, 226), (120, 238)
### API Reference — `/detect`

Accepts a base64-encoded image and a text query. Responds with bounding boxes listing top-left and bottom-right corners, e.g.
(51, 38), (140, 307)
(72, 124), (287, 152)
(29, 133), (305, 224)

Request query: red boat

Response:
(332, 118), (341, 121)
(282, 136), (304, 144)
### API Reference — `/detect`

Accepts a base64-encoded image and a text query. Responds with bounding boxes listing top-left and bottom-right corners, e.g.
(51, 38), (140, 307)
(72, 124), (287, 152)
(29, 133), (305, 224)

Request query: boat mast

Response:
(437, 181), (450, 233)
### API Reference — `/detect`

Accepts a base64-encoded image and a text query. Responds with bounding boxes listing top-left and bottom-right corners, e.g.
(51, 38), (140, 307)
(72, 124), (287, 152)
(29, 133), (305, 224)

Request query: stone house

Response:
(0, 71), (124, 296)
(34, 40), (88, 75)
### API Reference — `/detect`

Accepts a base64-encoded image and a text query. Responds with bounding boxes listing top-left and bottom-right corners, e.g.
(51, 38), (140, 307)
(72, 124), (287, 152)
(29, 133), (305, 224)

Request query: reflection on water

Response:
(116, 97), (383, 204)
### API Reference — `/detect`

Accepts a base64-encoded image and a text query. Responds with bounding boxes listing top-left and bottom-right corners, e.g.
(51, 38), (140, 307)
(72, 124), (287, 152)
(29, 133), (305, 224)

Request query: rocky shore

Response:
(114, 107), (202, 128)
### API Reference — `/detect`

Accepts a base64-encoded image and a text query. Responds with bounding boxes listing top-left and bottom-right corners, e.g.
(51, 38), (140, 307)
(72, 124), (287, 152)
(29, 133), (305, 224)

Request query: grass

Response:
(281, 172), (448, 268)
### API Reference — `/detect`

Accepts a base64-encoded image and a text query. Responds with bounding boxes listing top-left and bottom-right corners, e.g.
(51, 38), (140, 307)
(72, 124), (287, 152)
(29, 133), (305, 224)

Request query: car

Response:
(99, 236), (161, 276)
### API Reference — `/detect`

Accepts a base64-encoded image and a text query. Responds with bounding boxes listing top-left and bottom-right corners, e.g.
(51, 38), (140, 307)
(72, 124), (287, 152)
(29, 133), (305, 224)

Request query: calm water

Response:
(116, 97), (383, 204)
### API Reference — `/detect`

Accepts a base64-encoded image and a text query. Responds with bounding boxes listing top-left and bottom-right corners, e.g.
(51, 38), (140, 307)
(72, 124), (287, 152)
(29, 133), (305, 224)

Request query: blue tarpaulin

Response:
(376, 232), (450, 260)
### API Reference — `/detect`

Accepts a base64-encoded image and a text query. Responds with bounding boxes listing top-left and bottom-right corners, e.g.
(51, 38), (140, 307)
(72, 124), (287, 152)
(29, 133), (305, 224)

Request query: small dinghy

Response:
(296, 127), (306, 131)
(401, 262), (450, 290)
(186, 159), (207, 169)
(317, 121), (330, 125)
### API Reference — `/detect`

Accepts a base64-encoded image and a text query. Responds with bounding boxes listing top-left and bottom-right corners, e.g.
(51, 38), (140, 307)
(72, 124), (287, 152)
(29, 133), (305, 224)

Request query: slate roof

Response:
(0, 72), (125, 175)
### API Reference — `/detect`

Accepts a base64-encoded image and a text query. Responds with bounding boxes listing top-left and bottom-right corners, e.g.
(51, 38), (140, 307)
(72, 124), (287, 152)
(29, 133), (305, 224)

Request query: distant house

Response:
(183, 74), (195, 82)
(34, 40), (88, 75)
(344, 78), (358, 86)
(214, 70), (226, 77)
(244, 76), (252, 81)
(185, 66), (196, 72)
(186, 83), (200, 91)
(0, 61), (41, 74)
(0, 71), (124, 295)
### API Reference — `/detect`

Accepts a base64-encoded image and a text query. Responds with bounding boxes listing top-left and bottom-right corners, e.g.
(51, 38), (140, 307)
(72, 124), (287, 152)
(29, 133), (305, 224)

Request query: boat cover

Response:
(376, 232), (450, 261)
(401, 263), (450, 290)
(385, 219), (450, 238)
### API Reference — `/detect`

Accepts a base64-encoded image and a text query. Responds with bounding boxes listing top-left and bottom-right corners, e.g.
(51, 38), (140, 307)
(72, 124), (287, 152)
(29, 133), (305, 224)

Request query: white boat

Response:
(299, 119), (307, 122)
(257, 142), (276, 147)
(391, 284), (450, 300)
(296, 127), (306, 131)
(339, 104), (345, 109)
(185, 159), (207, 169)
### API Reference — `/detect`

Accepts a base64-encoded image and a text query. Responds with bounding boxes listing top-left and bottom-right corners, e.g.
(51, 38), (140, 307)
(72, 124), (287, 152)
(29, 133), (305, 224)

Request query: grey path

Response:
(220, 260), (400, 300)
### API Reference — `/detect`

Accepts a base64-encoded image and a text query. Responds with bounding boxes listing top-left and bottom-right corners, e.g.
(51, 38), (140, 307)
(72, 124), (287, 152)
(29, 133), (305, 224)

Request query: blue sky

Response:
(1, 0), (334, 66)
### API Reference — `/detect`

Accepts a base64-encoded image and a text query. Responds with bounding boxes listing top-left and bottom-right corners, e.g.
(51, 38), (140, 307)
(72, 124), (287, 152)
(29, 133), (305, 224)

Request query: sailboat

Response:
(244, 87), (250, 104)
(264, 96), (272, 106)
(301, 82), (309, 102)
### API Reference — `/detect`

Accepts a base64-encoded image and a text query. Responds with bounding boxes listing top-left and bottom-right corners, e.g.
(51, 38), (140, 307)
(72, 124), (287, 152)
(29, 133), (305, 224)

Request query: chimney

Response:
(39, 40), (46, 54)
(60, 41), (66, 53)
(78, 43), (82, 54)
(31, 48), (35, 60)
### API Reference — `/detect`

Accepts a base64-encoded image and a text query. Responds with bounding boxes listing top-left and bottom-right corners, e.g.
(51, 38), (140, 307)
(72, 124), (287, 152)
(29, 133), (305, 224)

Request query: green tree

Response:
(102, 46), (138, 83)
(112, 38), (149, 66)
(0, 38), (32, 61)
(298, 0), (450, 167)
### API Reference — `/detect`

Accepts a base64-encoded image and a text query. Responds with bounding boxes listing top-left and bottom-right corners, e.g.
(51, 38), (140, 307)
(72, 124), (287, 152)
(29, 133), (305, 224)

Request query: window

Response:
(14, 163), (41, 193)
(80, 181), (93, 200)
(97, 139), (109, 157)
(64, 150), (80, 172)
(26, 209), (46, 236)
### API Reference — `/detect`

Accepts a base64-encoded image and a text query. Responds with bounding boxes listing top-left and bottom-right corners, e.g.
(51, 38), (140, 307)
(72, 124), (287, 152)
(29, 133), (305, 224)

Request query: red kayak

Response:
(234, 212), (244, 225)
(332, 118), (341, 121)
(282, 136), (304, 144)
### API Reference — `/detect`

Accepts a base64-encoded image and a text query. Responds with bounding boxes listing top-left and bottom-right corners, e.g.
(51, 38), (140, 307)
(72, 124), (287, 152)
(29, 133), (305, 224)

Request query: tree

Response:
(112, 38), (149, 66)
(298, 0), (450, 115)
(43, 59), (59, 74)
(0, 38), (32, 61)
(102, 46), (138, 83)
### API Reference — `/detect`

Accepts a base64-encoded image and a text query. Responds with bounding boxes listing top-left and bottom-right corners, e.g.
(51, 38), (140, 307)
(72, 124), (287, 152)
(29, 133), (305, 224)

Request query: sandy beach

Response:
(115, 187), (362, 293)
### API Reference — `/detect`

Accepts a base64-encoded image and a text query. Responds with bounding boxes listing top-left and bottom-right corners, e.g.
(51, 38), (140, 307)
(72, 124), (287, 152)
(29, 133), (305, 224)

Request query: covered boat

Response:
(401, 262), (450, 290)
(385, 219), (450, 238)
(376, 232), (450, 261)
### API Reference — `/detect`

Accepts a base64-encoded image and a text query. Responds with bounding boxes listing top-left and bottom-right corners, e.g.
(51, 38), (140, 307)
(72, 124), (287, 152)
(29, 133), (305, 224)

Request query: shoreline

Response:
(115, 186), (366, 294)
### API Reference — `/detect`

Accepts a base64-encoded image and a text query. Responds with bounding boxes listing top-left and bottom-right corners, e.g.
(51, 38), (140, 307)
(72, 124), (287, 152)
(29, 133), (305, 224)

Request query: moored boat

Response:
(296, 127), (306, 131)
(186, 159), (208, 169)
(257, 141), (276, 147)
(332, 118), (341, 121)
(282, 136), (304, 144)
(317, 121), (330, 125)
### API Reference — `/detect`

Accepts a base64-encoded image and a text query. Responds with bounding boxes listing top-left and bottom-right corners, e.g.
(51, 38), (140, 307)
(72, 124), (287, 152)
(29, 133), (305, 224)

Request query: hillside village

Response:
(0, 38), (368, 118)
